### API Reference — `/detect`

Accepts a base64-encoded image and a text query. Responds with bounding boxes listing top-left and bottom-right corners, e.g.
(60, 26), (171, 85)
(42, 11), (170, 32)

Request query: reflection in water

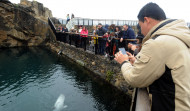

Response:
(0, 47), (131, 111)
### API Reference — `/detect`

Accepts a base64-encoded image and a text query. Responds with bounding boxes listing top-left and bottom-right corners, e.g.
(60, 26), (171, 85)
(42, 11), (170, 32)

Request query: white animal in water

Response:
(53, 94), (67, 111)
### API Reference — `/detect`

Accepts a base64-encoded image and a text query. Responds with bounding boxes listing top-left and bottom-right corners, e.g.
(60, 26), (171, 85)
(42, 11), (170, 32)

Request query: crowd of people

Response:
(57, 23), (143, 59)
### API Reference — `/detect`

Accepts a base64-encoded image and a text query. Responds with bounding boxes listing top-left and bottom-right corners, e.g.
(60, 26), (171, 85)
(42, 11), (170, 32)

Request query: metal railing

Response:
(52, 17), (139, 26)
(53, 17), (190, 28)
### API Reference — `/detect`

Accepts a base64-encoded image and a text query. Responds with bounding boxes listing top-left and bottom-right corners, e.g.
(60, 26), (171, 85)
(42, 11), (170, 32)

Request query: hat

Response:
(98, 23), (102, 25)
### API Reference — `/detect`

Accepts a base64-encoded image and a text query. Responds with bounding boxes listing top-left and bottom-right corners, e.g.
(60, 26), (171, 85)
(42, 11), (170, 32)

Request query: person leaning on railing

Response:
(120, 24), (136, 52)
(75, 26), (82, 47)
(80, 26), (88, 51)
(96, 23), (107, 55)
(128, 23), (144, 56)
(115, 26), (123, 48)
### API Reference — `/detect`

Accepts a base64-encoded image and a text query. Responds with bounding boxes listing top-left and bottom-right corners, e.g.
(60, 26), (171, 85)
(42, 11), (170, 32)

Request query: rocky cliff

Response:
(0, 0), (56, 48)
(19, 0), (52, 22)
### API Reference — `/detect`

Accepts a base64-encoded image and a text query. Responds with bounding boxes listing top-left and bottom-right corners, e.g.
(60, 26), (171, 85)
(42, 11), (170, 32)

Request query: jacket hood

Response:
(142, 19), (190, 48)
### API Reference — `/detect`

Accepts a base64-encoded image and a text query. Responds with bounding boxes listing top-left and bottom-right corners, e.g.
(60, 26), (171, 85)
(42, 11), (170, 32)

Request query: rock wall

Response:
(47, 41), (133, 96)
(20, 0), (52, 22)
(0, 0), (56, 48)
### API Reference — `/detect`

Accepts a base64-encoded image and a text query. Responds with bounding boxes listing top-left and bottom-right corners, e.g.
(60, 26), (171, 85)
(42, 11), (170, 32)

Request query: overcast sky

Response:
(10, 0), (190, 22)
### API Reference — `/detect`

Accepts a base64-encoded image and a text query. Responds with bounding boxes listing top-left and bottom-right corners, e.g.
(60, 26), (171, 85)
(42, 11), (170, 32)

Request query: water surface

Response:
(0, 47), (131, 111)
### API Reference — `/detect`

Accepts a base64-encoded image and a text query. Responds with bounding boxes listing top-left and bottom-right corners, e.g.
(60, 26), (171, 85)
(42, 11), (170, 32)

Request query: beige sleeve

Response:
(121, 40), (166, 88)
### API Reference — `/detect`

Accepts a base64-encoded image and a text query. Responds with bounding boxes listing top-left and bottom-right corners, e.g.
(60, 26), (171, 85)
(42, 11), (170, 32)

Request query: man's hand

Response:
(128, 43), (137, 51)
(127, 52), (136, 65)
(104, 33), (108, 36)
(128, 43), (132, 49)
(131, 45), (137, 51)
(120, 38), (123, 42)
(114, 51), (129, 64)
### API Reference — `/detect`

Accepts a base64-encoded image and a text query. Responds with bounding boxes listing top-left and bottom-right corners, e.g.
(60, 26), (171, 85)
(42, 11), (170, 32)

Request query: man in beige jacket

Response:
(115, 2), (190, 111)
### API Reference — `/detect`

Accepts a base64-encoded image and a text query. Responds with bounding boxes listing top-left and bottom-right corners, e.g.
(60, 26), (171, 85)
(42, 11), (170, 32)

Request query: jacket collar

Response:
(142, 19), (176, 45)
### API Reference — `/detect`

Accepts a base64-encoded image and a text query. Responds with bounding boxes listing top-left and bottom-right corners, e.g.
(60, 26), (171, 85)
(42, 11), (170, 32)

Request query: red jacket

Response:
(80, 29), (88, 37)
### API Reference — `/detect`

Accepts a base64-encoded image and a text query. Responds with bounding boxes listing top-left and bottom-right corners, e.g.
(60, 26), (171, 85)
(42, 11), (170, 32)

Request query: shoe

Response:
(105, 54), (108, 57)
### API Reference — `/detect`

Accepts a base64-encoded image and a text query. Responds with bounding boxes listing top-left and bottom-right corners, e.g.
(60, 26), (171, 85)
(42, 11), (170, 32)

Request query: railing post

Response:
(69, 34), (72, 45)
(78, 18), (79, 26)
(95, 37), (98, 55)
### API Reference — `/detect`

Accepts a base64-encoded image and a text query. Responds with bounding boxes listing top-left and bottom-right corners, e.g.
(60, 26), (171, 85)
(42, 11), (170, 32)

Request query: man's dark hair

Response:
(98, 23), (102, 25)
(137, 2), (166, 22)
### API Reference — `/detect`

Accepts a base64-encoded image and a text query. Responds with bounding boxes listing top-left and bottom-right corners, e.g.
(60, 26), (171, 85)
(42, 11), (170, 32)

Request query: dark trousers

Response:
(81, 37), (87, 51)
(94, 38), (98, 54)
(110, 39), (119, 56)
(75, 35), (81, 47)
(98, 39), (106, 55)
(62, 33), (67, 43)
(119, 40), (126, 48)
(106, 41), (111, 54)
(69, 34), (72, 45)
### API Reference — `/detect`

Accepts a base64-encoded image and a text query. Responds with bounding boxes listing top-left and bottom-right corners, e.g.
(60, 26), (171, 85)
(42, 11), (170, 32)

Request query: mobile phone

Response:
(119, 48), (127, 55)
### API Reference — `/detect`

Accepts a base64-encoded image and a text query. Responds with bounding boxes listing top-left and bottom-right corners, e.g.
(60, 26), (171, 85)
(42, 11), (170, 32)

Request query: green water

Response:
(0, 47), (131, 111)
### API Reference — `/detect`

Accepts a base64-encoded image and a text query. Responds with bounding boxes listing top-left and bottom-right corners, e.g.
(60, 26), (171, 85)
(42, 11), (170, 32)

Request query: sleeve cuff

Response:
(121, 60), (129, 66)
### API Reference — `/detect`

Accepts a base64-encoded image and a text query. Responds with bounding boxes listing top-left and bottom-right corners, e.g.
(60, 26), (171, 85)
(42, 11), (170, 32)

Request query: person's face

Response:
(98, 25), (102, 29)
(83, 27), (85, 30)
(79, 27), (82, 29)
(116, 27), (119, 31)
(136, 39), (140, 44)
(93, 27), (96, 30)
(138, 17), (152, 36)
(139, 20), (149, 36)
(123, 25), (128, 31)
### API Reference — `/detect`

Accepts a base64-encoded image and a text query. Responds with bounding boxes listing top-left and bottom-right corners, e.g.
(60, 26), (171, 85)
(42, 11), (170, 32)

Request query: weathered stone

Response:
(20, 0), (52, 22)
(92, 61), (96, 65)
(0, 1), (56, 48)
(101, 70), (105, 73)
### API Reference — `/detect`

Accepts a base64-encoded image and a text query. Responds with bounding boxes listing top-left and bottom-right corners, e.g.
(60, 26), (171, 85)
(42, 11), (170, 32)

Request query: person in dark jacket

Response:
(96, 23), (107, 55)
(115, 26), (123, 48)
(120, 24), (136, 45)
(104, 24), (109, 32)
(120, 24), (136, 53)
(128, 24), (144, 56)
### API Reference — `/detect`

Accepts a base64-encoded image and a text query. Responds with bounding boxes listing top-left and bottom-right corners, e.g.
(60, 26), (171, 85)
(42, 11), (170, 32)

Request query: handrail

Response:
(48, 17), (57, 35)
(57, 31), (137, 41)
